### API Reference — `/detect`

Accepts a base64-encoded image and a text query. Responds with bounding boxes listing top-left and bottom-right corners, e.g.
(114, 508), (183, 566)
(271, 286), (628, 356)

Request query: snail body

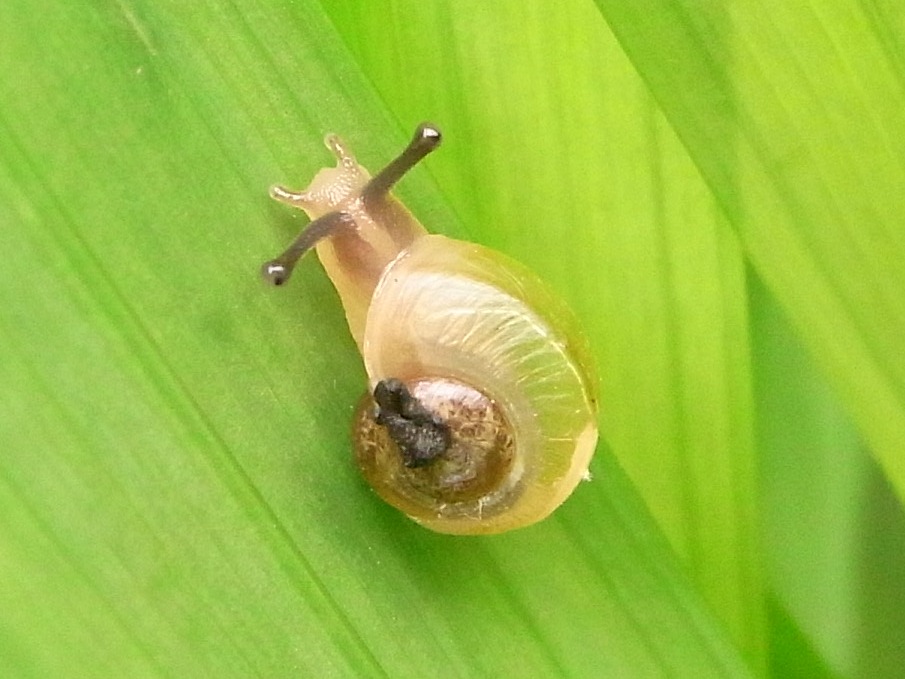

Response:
(264, 124), (598, 535)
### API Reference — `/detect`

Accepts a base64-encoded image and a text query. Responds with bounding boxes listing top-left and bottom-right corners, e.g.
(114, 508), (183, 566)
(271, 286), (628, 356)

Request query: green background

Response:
(2, 1), (904, 677)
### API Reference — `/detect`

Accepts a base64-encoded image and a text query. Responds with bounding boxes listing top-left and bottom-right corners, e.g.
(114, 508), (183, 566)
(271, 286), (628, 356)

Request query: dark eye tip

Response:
(415, 122), (442, 149)
(261, 260), (289, 286)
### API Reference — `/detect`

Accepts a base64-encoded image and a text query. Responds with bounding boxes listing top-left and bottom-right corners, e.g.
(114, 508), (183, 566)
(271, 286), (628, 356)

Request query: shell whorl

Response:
(355, 234), (598, 534)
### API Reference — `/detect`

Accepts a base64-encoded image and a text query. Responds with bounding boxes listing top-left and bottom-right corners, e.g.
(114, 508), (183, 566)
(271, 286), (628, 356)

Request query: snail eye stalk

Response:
(260, 211), (355, 286)
(362, 123), (442, 205)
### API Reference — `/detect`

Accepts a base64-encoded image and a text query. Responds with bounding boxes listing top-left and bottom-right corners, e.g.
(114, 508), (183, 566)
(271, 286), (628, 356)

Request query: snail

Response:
(262, 123), (598, 535)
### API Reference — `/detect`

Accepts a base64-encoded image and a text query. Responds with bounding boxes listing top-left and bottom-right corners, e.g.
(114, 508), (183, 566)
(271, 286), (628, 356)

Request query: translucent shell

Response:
(357, 235), (599, 534)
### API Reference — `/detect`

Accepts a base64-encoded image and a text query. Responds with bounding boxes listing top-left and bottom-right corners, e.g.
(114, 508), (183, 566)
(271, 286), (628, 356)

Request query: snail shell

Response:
(263, 124), (598, 535)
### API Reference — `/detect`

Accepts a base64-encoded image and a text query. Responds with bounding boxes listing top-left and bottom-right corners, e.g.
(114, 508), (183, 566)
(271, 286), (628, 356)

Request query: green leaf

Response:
(328, 3), (765, 666)
(592, 1), (905, 669)
(0, 1), (755, 678)
(753, 276), (905, 678)
(594, 0), (905, 499)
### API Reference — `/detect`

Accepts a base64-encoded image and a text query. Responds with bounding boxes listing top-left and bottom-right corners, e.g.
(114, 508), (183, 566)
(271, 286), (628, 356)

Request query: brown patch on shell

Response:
(353, 377), (516, 520)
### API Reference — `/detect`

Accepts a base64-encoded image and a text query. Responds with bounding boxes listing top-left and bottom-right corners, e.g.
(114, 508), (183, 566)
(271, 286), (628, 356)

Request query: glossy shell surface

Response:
(357, 234), (599, 534)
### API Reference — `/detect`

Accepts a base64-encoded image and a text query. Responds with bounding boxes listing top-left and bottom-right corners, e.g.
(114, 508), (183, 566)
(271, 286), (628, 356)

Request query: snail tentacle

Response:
(361, 123), (442, 206)
(260, 211), (355, 285)
(324, 133), (359, 170)
(270, 184), (315, 208)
